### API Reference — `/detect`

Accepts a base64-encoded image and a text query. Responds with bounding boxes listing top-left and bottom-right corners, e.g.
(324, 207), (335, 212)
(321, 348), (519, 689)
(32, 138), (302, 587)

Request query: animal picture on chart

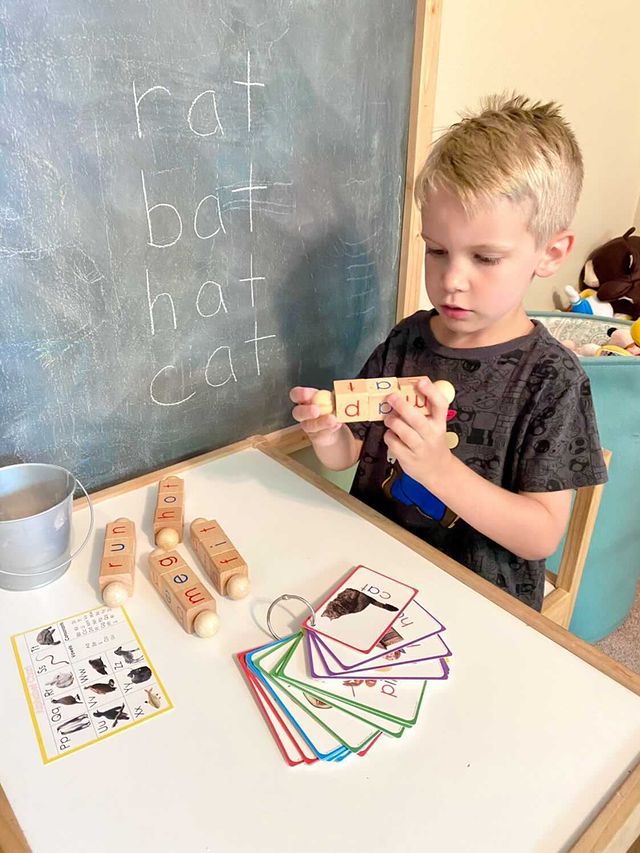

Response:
(114, 646), (144, 665)
(89, 657), (108, 675)
(85, 679), (117, 695)
(36, 627), (60, 646)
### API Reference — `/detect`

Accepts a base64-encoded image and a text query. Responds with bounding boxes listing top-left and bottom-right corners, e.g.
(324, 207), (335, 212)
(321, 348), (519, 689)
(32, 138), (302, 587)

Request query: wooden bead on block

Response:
(226, 574), (250, 600)
(154, 476), (184, 548)
(432, 379), (456, 405)
(312, 389), (334, 416)
(99, 518), (136, 607)
(193, 610), (220, 638)
(102, 582), (129, 607)
(147, 548), (218, 637)
(155, 527), (180, 550)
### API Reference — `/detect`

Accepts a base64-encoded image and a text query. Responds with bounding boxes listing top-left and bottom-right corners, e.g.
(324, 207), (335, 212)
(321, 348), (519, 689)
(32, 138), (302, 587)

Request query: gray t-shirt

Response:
(347, 310), (608, 610)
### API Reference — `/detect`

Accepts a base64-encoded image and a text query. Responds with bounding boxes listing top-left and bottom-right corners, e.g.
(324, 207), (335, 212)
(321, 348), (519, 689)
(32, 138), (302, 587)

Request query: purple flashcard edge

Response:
(304, 630), (327, 680)
(310, 632), (451, 682)
(314, 599), (448, 671)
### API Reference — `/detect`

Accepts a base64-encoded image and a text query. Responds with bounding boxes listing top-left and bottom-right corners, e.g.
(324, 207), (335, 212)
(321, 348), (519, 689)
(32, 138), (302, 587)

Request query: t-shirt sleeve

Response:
(517, 372), (608, 492)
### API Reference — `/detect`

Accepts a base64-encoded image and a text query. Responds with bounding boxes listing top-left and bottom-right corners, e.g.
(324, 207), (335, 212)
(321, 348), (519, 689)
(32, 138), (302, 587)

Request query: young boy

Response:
(289, 94), (608, 611)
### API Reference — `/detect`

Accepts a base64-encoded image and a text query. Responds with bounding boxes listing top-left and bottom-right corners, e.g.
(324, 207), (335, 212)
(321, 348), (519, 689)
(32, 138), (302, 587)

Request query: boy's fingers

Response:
(383, 412), (420, 451)
(289, 386), (318, 405)
(416, 377), (449, 422)
(291, 403), (319, 423)
(386, 392), (430, 435)
(304, 415), (340, 435)
(292, 405), (339, 434)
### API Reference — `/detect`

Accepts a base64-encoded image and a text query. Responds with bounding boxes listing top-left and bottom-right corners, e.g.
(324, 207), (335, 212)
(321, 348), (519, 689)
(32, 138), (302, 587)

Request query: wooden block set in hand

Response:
(313, 376), (455, 422)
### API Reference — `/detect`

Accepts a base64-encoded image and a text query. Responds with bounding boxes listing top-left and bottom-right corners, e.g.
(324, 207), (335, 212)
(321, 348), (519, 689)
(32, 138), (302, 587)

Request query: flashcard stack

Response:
(190, 518), (250, 599)
(237, 565), (452, 766)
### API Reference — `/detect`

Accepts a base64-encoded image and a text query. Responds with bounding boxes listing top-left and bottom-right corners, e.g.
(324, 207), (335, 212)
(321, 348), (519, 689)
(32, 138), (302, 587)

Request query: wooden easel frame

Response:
(396, 0), (442, 320)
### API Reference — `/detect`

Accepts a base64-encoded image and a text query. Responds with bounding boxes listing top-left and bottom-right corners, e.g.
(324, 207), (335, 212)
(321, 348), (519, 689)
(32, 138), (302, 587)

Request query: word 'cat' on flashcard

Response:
(303, 566), (418, 653)
(11, 606), (172, 763)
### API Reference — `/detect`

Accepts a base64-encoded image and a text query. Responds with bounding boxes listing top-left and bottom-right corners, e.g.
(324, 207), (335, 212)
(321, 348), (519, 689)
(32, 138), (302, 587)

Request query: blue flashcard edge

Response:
(245, 636), (349, 762)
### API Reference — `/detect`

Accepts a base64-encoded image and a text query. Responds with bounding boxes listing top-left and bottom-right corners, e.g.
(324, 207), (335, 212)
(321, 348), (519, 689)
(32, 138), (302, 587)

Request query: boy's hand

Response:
(383, 378), (453, 487)
(289, 386), (343, 447)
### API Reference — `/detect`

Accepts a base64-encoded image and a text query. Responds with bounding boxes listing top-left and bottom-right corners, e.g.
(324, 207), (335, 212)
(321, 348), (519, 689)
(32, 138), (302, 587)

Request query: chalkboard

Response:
(1, 1), (417, 491)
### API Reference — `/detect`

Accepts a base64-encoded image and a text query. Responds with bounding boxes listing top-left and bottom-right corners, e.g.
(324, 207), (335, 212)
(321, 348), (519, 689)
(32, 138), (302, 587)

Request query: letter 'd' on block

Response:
(333, 379), (369, 423)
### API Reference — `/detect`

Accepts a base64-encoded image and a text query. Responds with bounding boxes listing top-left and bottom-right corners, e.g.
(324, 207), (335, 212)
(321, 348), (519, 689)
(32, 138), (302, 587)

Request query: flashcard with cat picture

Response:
(304, 566), (418, 653)
(11, 606), (172, 764)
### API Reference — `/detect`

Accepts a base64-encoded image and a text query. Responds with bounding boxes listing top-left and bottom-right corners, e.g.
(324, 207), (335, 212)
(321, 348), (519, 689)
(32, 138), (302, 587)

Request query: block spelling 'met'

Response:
(148, 548), (219, 638)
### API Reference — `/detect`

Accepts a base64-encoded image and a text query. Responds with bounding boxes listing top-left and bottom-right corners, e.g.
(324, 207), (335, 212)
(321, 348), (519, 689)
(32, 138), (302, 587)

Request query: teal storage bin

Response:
(532, 312), (640, 642)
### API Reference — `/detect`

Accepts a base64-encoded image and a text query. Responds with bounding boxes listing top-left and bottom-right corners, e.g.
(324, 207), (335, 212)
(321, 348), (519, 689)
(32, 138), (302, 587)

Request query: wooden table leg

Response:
(0, 785), (29, 853)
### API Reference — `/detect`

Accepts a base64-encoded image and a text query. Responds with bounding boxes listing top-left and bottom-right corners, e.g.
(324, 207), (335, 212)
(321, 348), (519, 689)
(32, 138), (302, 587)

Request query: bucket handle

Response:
(0, 478), (95, 578)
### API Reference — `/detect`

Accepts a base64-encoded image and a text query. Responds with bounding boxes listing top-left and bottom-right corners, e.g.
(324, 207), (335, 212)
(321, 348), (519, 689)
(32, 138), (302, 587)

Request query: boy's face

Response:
(421, 188), (569, 347)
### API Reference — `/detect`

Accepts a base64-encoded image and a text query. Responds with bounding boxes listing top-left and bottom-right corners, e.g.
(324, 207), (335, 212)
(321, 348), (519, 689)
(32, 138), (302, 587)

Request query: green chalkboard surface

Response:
(1, 1), (416, 490)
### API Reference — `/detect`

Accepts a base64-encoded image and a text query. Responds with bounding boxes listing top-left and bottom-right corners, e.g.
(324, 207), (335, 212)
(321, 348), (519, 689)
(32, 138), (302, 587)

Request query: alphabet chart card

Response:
(11, 606), (172, 763)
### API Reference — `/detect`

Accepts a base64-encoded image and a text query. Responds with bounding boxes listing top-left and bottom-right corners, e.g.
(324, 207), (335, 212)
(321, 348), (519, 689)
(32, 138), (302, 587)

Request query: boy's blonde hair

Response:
(415, 94), (583, 246)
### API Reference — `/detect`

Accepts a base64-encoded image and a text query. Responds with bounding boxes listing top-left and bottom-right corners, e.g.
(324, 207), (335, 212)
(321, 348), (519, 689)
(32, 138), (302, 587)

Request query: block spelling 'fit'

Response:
(190, 518), (250, 600)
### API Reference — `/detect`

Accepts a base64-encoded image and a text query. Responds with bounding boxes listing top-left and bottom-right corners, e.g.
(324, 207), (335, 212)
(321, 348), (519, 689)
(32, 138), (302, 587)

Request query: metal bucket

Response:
(0, 463), (94, 591)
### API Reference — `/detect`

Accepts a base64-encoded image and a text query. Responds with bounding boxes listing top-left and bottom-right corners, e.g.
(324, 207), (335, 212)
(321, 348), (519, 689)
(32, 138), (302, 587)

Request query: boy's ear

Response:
(535, 230), (575, 278)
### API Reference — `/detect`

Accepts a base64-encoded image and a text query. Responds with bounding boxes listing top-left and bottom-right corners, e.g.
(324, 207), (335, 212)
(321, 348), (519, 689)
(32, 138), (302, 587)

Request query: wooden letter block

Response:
(148, 549), (188, 591)
(190, 519), (250, 599)
(333, 378), (369, 423)
(190, 519), (233, 561)
(105, 519), (135, 540)
(366, 377), (399, 421)
(398, 376), (428, 414)
(147, 549), (219, 638)
(209, 549), (248, 596)
(154, 476), (184, 548)
(99, 518), (136, 607)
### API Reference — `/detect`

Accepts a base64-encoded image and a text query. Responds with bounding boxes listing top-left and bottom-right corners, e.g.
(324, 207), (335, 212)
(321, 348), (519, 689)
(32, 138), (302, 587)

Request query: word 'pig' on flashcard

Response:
(304, 566), (418, 653)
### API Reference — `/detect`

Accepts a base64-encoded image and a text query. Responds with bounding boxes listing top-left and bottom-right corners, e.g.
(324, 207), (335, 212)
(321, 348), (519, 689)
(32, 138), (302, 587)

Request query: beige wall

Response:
(419, 0), (640, 311)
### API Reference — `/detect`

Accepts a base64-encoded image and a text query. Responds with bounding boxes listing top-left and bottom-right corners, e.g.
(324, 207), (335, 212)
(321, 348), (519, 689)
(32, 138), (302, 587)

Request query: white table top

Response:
(1, 446), (639, 853)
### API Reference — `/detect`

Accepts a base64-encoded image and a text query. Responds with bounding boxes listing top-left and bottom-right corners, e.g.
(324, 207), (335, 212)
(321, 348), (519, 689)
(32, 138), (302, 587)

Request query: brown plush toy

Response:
(579, 227), (640, 320)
